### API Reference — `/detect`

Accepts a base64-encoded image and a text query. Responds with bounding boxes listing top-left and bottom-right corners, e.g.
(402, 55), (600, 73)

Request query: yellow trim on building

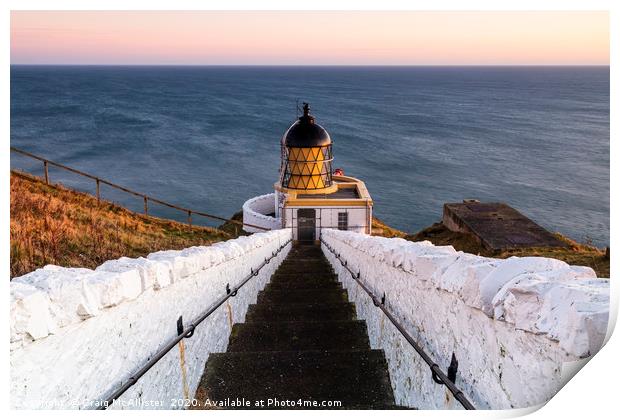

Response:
(275, 182), (338, 195)
(285, 199), (371, 207)
(275, 174), (372, 203)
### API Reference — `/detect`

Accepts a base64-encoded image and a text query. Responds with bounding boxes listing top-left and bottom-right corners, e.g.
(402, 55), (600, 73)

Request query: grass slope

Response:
(10, 171), (232, 278)
(371, 217), (407, 238)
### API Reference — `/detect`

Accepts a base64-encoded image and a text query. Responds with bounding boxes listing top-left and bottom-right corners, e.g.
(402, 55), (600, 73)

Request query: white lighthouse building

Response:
(243, 103), (373, 241)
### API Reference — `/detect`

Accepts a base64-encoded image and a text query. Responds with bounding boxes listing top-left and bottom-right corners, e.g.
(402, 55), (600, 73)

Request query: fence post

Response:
(187, 210), (192, 229)
(96, 178), (101, 203)
(143, 197), (148, 215)
(43, 161), (49, 184)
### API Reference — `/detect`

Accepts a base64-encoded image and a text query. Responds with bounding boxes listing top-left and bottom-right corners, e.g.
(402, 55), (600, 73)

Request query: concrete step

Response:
(270, 272), (336, 280)
(271, 271), (335, 280)
(197, 349), (396, 409)
(279, 254), (328, 260)
(281, 250), (326, 258)
(278, 254), (329, 262)
(276, 260), (328, 268)
(287, 245), (324, 253)
(273, 270), (336, 279)
(245, 302), (357, 322)
(284, 249), (324, 255)
(265, 279), (342, 291)
(257, 288), (349, 305)
(271, 273), (337, 283)
(227, 320), (371, 352)
(274, 266), (334, 275)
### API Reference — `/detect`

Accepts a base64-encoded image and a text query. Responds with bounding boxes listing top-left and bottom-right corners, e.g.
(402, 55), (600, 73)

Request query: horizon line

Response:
(10, 63), (610, 67)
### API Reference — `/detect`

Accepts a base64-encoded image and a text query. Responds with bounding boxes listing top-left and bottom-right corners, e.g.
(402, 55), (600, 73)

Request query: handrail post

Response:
(96, 178), (101, 203)
(143, 197), (148, 215)
(43, 161), (49, 184)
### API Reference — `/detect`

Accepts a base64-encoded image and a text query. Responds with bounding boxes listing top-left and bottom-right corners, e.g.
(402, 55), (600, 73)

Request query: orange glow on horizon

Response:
(10, 11), (609, 65)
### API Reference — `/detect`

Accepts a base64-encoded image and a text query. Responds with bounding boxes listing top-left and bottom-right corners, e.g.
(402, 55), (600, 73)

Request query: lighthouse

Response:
(243, 103), (373, 241)
(279, 103), (334, 191)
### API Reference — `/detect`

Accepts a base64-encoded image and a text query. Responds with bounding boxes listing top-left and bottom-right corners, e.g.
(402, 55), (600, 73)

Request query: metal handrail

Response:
(95, 238), (292, 409)
(320, 237), (476, 410)
(10, 147), (269, 232)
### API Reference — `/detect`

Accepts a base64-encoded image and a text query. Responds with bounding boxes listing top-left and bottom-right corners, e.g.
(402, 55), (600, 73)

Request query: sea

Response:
(10, 66), (610, 246)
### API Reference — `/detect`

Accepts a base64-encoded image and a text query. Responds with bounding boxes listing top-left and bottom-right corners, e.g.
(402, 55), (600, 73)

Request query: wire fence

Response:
(10, 147), (270, 235)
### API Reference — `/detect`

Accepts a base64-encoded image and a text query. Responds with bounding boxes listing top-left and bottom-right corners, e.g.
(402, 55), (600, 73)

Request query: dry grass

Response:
(406, 222), (609, 278)
(497, 233), (609, 279)
(10, 171), (232, 278)
(406, 222), (484, 255)
(218, 211), (250, 237)
(371, 217), (407, 238)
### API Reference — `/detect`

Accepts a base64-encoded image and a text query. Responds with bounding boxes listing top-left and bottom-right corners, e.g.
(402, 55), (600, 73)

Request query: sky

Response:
(10, 11), (609, 65)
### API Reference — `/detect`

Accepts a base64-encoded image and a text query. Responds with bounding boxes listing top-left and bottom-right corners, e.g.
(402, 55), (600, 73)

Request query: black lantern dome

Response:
(283, 103), (332, 147)
(279, 103), (334, 191)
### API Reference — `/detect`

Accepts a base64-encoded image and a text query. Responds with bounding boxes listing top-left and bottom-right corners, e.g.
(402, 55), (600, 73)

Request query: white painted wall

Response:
(10, 229), (292, 409)
(314, 207), (369, 234)
(242, 193), (281, 233)
(282, 206), (369, 239)
(320, 229), (609, 410)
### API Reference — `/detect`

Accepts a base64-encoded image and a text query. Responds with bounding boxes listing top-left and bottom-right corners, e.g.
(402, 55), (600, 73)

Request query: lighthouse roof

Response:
(283, 103), (332, 148)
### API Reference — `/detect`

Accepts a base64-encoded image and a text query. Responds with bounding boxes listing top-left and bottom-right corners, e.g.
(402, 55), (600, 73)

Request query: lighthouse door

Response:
(297, 209), (316, 242)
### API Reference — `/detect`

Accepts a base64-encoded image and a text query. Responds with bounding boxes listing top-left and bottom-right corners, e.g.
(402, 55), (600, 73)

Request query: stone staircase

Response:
(194, 244), (397, 409)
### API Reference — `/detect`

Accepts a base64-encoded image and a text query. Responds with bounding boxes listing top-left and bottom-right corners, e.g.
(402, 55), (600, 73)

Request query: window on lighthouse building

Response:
(338, 212), (348, 230)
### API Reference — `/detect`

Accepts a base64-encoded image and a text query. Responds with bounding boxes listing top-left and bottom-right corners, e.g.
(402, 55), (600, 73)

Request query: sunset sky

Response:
(10, 11), (609, 65)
